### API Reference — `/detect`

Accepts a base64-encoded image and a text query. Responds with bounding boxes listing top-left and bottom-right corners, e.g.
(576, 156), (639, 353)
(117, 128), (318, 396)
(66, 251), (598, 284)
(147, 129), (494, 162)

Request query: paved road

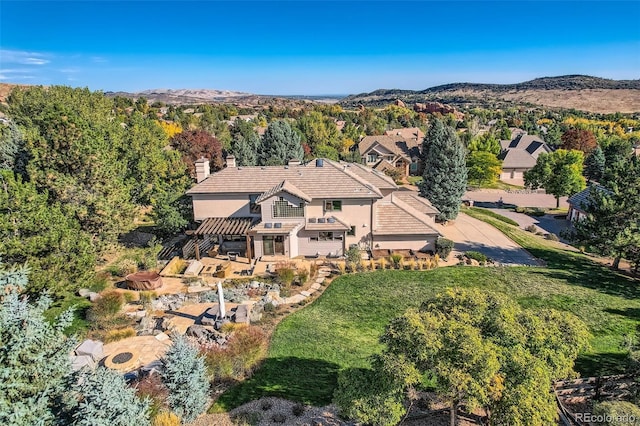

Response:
(464, 189), (569, 209)
(438, 213), (540, 266)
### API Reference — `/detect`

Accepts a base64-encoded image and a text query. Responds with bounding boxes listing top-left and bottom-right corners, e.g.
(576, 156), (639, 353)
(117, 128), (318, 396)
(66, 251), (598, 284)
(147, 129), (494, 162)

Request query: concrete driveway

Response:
(438, 213), (540, 266)
(464, 189), (568, 209)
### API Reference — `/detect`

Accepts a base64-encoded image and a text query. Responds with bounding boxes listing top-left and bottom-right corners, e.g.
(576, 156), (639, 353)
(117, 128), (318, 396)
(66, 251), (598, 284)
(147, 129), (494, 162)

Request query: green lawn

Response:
(213, 210), (640, 411)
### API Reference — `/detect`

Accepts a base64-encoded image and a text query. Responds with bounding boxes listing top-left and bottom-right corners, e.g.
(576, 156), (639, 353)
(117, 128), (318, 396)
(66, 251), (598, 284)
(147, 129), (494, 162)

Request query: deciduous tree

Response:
(466, 151), (502, 187)
(171, 130), (224, 177)
(561, 129), (597, 153)
(524, 149), (586, 208)
(419, 119), (468, 221)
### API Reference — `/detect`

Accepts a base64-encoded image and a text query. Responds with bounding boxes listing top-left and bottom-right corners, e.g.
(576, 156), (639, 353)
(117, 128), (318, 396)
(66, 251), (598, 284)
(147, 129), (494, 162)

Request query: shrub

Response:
(89, 272), (110, 292)
(233, 410), (262, 425)
(71, 367), (150, 425)
(264, 302), (276, 313)
(525, 224), (537, 233)
(465, 251), (489, 263)
(337, 262), (346, 275)
(390, 254), (403, 269)
(122, 291), (138, 303)
(152, 411), (180, 426)
(87, 290), (128, 329)
(275, 261), (296, 287)
(271, 413), (287, 423)
(529, 207), (546, 217)
(202, 326), (267, 382)
(309, 262), (318, 278)
(292, 403), (306, 417)
(435, 238), (454, 259)
(546, 233), (559, 241)
(161, 335), (209, 423)
(379, 258), (387, 270)
(136, 374), (169, 419)
(118, 259), (138, 276)
(346, 246), (361, 265)
(104, 327), (136, 343)
(296, 268), (309, 285)
(592, 401), (640, 425)
(140, 291), (157, 310)
(515, 206), (526, 213)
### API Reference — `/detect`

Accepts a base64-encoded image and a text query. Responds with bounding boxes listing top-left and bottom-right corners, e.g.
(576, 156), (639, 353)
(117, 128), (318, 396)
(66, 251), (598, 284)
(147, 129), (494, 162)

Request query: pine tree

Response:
(70, 367), (150, 426)
(419, 119), (468, 221)
(0, 262), (75, 424)
(584, 146), (605, 183)
(161, 335), (209, 422)
(259, 120), (303, 165)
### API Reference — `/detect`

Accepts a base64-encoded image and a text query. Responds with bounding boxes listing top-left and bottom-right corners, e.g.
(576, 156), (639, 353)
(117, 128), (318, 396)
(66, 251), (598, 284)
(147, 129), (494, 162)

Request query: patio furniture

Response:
(228, 251), (240, 261)
(125, 271), (163, 290)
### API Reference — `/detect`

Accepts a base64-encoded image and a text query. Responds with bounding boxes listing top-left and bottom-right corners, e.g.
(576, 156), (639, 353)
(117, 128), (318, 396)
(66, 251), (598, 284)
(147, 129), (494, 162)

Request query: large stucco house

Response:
(186, 156), (440, 260)
(358, 127), (424, 176)
(498, 132), (552, 181)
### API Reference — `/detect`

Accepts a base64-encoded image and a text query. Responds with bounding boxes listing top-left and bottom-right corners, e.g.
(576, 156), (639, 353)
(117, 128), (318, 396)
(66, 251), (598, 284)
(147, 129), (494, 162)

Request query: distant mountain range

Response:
(340, 75), (640, 113)
(2, 75), (639, 113)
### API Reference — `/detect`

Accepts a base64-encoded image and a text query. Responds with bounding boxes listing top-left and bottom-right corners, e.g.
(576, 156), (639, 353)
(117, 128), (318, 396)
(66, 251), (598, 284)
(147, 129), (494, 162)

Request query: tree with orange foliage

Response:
(561, 129), (597, 153)
(171, 130), (223, 177)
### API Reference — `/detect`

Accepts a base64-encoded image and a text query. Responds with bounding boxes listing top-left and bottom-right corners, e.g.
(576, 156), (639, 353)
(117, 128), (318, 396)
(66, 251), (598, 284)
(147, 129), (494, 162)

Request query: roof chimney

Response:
(288, 159), (301, 166)
(225, 155), (236, 168)
(195, 157), (210, 183)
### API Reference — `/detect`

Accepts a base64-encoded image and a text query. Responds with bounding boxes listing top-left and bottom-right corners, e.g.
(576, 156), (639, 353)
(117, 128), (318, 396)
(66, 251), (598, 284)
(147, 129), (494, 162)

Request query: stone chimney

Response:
(195, 157), (210, 183)
(288, 159), (301, 166)
(225, 155), (236, 168)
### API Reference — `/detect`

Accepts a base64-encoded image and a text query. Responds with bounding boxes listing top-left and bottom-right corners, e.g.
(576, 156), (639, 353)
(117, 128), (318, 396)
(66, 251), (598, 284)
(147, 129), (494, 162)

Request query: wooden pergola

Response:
(192, 217), (259, 260)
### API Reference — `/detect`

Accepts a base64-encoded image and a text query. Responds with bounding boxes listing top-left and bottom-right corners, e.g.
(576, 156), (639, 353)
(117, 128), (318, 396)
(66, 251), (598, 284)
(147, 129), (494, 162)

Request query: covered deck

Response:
(184, 217), (260, 260)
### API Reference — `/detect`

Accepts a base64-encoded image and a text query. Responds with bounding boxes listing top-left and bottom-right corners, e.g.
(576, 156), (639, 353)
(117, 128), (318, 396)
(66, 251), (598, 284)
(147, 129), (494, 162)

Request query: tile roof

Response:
(498, 133), (552, 169)
(373, 195), (440, 236)
(567, 185), (610, 211)
(187, 159), (383, 199)
(391, 191), (440, 215)
(255, 180), (311, 204)
(249, 222), (302, 235)
(339, 161), (397, 190)
(358, 135), (421, 160)
(384, 127), (424, 141)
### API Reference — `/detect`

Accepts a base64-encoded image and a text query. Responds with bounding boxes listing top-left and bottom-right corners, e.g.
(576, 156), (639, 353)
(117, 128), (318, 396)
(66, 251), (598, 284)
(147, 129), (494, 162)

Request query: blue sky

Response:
(1, 1), (638, 95)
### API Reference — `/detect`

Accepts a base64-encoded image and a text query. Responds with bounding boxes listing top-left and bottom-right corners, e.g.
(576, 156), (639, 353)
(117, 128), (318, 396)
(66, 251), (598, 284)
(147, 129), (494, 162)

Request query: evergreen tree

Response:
(161, 335), (209, 422)
(259, 120), (303, 165)
(0, 262), (75, 424)
(0, 121), (27, 175)
(0, 171), (96, 295)
(230, 117), (260, 166)
(419, 119), (468, 221)
(70, 367), (150, 426)
(584, 146), (605, 183)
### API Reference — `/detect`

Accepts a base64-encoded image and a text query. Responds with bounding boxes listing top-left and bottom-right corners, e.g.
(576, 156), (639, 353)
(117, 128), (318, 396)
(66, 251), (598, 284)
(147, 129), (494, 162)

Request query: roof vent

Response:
(327, 217), (336, 223)
(316, 159), (324, 167)
(274, 223), (282, 229)
(308, 218), (317, 223)
(317, 218), (326, 223)
(264, 223), (272, 229)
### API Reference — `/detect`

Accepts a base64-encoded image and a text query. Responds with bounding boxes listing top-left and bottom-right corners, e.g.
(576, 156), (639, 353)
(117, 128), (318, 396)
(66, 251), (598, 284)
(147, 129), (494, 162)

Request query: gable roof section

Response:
(385, 127), (424, 141)
(567, 185), (610, 211)
(373, 195), (440, 236)
(499, 133), (551, 169)
(391, 190), (440, 215)
(341, 161), (397, 191)
(255, 180), (311, 204)
(187, 159), (384, 199)
(358, 135), (420, 159)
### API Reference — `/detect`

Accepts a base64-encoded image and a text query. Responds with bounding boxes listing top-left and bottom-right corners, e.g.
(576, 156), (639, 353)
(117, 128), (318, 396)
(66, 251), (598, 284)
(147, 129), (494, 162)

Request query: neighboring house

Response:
(567, 185), (610, 222)
(498, 132), (552, 180)
(358, 127), (424, 176)
(186, 156), (440, 259)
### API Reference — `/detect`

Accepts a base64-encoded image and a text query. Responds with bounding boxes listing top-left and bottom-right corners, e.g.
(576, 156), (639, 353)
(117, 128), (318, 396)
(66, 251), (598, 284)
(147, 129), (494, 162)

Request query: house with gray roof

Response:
(358, 127), (423, 177)
(186, 156), (440, 259)
(567, 185), (610, 222)
(498, 132), (552, 180)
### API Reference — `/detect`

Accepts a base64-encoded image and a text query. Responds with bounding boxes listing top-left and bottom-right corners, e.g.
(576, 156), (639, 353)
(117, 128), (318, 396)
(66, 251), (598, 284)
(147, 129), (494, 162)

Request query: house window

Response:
(324, 200), (342, 212)
(316, 232), (343, 241)
(273, 200), (304, 218)
(249, 194), (261, 214)
(348, 226), (356, 236)
(367, 154), (378, 163)
(319, 232), (333, 241)
(409, 162), (418, 173)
